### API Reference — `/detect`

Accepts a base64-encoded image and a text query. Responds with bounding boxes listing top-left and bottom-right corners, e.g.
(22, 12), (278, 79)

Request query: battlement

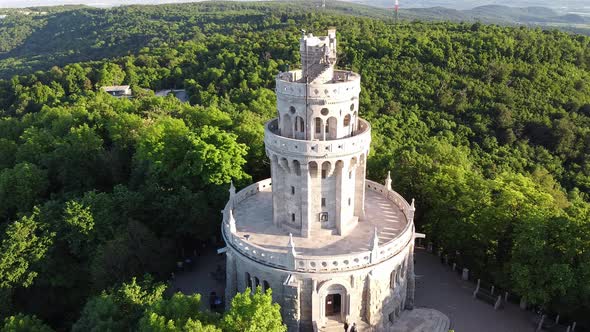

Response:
(300, 28), (337, 83)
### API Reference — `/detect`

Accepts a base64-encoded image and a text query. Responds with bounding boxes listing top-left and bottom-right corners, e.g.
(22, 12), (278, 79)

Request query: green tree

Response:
(222, 287), (286, 332)
(62, 200), (95, 256)
(0, 208), (54, 288)
(90, 220), (173, 290)
(96, 63), (126, 87)
(0, 162), (48, 220)
(0, 314), (54, 332)
(138, 293), (221, 332)
(73, 276), (166, 332)
(134, 118), (249, 189)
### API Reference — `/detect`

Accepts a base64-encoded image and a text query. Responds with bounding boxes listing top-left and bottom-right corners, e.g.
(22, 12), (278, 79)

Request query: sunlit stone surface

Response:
(222, 28), (418, 332)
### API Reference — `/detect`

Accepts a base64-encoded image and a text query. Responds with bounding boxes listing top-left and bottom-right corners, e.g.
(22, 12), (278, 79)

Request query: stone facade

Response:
(222, 29), (417, 331)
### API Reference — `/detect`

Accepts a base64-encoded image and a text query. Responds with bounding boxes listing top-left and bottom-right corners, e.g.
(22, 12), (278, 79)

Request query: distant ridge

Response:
(396, 4), (590, 29)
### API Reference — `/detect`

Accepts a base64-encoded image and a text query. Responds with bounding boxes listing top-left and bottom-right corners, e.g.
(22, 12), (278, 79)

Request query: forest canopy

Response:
(0, 1), (589, 330)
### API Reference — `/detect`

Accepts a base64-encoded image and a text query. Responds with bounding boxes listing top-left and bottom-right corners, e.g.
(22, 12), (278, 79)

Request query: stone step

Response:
(433, 316), (450, 332)
(319, 321), (343, 332)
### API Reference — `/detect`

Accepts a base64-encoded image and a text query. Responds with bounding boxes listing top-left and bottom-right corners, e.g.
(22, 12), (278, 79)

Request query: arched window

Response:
(293, 160), (301, 176)
(295, 116), (304, 133)
(309, 161), (318, 178)
(327, 117), (337, 139)
(282, 114), (293, 138)
(246, 272), (252, 290)
(254, 277), (260, 288)
(343, 114), (351, 127)
(263, 280), (270, 292)
(315, 117), (322, 136)
(390, 269), (396, 289)
(280, 157), (290, 174)
(321, 161), (331, 179)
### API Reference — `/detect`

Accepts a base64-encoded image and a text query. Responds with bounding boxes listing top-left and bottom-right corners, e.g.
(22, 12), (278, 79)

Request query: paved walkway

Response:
(170, 246), (542, 331)
(414, 248), (540, 332)
(169, 247), (226, 311)
(392, 308), (450, 332)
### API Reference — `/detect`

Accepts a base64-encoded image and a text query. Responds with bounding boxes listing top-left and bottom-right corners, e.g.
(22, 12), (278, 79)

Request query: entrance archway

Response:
(321, 283), (348, 323)
(325, 293), (342, 317)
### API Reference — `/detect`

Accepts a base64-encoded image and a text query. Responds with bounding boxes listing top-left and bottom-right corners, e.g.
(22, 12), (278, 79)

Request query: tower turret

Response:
(266, 29), (370, 238)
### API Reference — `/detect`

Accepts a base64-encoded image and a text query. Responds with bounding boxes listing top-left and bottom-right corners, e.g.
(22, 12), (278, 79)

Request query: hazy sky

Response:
(0, 0), (208, 8)
(0, 0), (580, 9)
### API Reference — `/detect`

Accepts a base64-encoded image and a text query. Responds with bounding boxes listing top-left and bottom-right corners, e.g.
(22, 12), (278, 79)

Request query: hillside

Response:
(400, 5), (590, 29)
(0, 1), (589, 79)
(0, 1), (589, 331)
(348, 0), (590, 11)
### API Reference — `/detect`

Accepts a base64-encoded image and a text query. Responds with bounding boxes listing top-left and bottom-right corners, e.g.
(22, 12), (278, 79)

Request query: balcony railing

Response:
(221, 179), (415, 273)
(264, 118), (371, 158)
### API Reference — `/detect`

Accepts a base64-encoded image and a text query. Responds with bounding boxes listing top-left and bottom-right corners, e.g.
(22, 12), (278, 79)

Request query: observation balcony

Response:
(221, 179), (415, 273)
(264, 118), (371, 158)
(276, 70), (361, 101)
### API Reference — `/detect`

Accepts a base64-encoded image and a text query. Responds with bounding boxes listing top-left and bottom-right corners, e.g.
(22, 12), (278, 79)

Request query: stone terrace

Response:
(233, 186), (408, 256)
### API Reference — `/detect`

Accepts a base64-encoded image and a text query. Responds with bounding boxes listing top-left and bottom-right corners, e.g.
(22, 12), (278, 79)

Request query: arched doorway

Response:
(322, 284), (348, 322)
(325, 293), (342, 317)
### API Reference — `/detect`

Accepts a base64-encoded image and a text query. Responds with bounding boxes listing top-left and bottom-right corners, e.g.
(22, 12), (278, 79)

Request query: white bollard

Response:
(473, 279), (480, 298)
(519, 298), (527, 310)
(536, 315), (545, 332)
(494, 295), (502, 310)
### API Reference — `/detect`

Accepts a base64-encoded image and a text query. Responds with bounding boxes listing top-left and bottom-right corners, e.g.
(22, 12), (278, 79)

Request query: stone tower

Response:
(269, 28), (368, 238)
(222, 29), (418, 332)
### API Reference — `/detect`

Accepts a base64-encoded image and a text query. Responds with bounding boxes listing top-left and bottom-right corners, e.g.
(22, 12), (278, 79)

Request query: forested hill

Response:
(0, 1), (391, 79)
(0, 1), (589, 80)
(0, 2), (590, 331)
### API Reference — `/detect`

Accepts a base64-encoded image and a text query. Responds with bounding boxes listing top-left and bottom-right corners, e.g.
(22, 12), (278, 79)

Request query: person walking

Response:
(350, 322), (357, 332)
(343, 321), (349, 332)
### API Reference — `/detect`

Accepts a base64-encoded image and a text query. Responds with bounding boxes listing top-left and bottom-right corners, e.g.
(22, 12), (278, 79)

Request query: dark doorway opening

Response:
(325, 293), (342, 316)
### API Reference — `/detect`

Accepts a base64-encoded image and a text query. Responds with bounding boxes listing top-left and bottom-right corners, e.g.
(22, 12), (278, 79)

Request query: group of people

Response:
(343, 322), (358, 332)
